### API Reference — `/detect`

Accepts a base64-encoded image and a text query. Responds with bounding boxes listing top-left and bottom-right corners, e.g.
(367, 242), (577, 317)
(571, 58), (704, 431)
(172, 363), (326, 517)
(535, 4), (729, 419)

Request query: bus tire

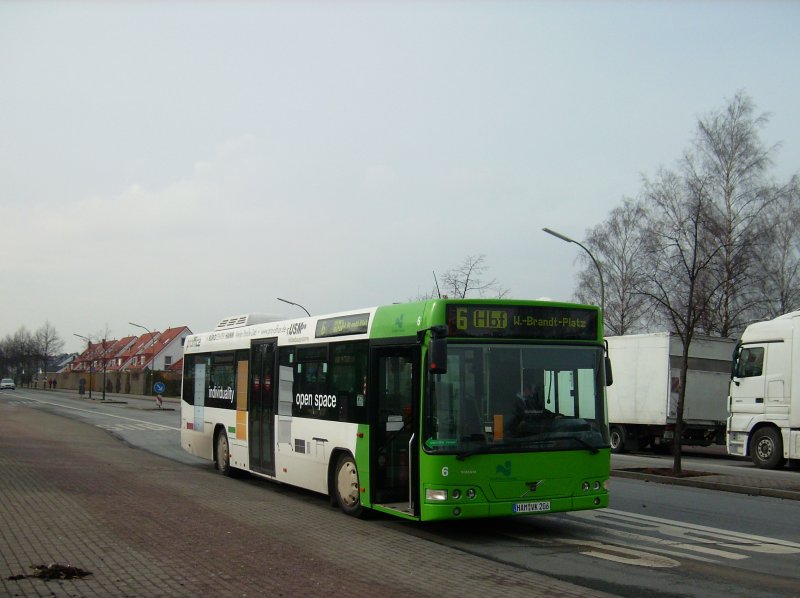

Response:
(609, 426), (626, 454)
(215, 429), (233, 477)
(334, 453), (363, 517)
(750, 427), (785, 470)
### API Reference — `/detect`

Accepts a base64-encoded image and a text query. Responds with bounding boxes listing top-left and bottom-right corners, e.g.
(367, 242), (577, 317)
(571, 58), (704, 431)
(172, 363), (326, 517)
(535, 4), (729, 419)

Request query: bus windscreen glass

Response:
(424, 344), (608, 455)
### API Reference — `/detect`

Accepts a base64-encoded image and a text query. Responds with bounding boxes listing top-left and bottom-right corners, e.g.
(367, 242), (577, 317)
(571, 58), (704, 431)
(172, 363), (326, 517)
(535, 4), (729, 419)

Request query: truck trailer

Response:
(728, 311), (800, 469)
(606, 332), (735, 453)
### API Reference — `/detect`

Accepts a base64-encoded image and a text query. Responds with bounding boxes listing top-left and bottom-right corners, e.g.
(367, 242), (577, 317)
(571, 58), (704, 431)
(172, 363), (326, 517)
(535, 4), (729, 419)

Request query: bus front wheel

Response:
(216, 430), (233, 476)
(334, 454), (363, 517)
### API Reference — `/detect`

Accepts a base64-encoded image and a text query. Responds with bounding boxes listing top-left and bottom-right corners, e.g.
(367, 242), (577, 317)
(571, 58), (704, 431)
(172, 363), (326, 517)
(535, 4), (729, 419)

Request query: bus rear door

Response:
(249, 339), (277, 476)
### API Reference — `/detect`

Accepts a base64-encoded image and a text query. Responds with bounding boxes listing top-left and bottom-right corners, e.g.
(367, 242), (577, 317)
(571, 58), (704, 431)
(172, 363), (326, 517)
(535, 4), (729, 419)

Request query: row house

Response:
(69, 326), (192, 374)
(104, 336), (139, 372)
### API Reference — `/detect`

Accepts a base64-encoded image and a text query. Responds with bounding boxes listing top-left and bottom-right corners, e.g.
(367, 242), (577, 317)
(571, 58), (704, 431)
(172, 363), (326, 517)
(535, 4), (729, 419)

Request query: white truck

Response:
(728, 311), (800, 469)
(606, 332), (735, 453)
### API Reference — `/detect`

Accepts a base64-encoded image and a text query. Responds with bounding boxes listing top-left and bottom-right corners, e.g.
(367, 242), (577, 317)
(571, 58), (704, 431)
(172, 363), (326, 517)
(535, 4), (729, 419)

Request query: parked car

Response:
(0, 378), (16, 390)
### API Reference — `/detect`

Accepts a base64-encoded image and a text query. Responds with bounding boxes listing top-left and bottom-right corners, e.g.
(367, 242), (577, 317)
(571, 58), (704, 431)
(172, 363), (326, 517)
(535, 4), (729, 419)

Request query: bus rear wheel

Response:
(216, 430), (233, 476)
(750, 427), (785, 470)
(334, 454), (363, 517)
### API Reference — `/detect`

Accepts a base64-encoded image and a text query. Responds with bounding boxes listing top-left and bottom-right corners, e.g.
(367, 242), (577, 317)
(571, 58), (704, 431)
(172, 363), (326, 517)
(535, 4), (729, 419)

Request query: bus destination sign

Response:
(446, 304), (597, 341)
(315, 313), (370, 339)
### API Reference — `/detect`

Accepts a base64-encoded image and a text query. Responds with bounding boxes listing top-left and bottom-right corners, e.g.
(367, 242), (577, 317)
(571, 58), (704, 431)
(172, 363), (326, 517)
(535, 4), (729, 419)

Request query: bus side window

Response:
(330, 342), (368, 424)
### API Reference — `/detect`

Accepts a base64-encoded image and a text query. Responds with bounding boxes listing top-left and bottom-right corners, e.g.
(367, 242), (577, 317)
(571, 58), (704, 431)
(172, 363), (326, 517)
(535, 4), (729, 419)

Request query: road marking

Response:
(560, 508), (800, 566)
(1, 394), (180, 431)
(558, 539), (680, 568)
(5, 400), (38, 407)
(97, 422), (172, 432)
(581, 509), (800, 552)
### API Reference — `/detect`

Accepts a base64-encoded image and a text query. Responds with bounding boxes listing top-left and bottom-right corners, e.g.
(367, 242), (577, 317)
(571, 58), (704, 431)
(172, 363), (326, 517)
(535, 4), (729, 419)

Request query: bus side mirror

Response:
(604, 339), (613, 386)
(429, 326), (448, 374)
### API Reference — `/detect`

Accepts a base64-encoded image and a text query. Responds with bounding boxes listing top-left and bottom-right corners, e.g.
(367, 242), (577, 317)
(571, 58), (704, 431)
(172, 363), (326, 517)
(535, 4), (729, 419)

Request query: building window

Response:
(165, 356), (172, 367)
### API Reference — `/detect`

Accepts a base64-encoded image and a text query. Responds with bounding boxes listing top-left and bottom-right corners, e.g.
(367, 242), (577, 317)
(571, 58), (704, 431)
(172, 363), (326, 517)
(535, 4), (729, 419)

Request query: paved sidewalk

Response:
(612, 459), (800, 501)
(0, 399), (612, 598)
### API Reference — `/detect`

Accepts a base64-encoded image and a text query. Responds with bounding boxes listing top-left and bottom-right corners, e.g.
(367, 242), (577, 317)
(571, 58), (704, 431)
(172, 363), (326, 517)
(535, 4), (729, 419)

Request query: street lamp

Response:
(129, 322), (157, 397)
(542, 227), (605, 314)
(276, 297), (311, 317)
(73, 333), (93, 400)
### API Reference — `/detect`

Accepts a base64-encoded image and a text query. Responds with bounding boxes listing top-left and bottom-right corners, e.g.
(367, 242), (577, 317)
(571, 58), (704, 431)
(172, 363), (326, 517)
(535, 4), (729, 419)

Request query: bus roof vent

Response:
(214, 314), (285, 330)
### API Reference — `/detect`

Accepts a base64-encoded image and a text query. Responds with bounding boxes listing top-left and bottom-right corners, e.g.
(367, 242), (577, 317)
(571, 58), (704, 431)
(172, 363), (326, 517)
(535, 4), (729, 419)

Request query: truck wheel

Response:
(750, 427), (785, 470)
(609, 426), (626, 454)
(334, 454), (363, 517)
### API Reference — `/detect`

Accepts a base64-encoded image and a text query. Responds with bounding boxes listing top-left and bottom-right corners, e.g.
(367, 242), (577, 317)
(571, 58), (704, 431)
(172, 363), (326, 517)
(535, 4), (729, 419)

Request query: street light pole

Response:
(542, 227), (605, 314)
(276, 297), (311, 317)
(73, 333), (93, 400)
(129, 322), (156, 397)
(101, 338), (107, 401)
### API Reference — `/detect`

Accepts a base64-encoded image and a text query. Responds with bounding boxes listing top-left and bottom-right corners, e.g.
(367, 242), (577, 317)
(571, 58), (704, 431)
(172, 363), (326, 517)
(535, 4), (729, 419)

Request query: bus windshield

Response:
(424, 344), (609, 456)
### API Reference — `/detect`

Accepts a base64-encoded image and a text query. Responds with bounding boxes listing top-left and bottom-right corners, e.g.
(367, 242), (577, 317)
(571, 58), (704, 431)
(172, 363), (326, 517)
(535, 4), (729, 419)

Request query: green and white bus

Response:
(180, 299), (611, 521)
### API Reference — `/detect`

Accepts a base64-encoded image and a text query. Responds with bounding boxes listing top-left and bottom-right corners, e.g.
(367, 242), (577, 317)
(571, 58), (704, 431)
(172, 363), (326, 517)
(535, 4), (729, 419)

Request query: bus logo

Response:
(496, 461), (512, 478)
(288, 322), (307, 336)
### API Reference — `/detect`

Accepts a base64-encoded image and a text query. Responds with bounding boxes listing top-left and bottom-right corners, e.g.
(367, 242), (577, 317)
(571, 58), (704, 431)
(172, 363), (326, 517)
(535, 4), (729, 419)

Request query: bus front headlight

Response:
(426, 489), (448, 501)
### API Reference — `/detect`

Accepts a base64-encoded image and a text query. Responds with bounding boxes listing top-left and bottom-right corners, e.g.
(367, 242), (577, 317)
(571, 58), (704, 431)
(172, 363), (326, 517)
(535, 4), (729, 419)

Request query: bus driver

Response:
(508, 384), (554, 436)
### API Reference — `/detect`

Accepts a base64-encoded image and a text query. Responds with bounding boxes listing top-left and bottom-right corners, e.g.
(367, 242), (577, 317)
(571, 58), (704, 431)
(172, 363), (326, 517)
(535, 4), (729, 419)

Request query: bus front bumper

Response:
(419, 493), (609, 521)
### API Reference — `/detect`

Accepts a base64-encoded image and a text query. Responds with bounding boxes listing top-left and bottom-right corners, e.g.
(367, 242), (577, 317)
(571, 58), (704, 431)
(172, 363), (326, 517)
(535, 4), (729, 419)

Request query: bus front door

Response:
(372, 346), (419, 514)
(249, 339), (276, 476)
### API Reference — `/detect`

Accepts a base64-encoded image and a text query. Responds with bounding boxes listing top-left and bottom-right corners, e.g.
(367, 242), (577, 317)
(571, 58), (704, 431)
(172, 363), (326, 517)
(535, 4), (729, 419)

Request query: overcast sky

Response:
(1, 1), (798, 354)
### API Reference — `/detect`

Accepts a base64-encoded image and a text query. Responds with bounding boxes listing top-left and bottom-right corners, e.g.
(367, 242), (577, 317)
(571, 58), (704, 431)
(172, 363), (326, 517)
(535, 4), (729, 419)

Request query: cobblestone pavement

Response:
(0, 400), (612, 598)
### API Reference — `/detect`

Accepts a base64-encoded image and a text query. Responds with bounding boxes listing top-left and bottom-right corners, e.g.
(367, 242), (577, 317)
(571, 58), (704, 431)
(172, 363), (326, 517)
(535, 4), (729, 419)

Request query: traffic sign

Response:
(153, 381), (166, 394)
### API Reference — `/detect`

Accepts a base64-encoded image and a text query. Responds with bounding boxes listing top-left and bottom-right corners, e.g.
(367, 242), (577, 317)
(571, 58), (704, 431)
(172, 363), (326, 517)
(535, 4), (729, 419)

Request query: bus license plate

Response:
(514, 501), (551, 513)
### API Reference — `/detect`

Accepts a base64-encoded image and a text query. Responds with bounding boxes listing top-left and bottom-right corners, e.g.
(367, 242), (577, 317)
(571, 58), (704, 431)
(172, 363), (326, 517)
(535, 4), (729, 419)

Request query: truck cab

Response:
(728, 312), (800, 469)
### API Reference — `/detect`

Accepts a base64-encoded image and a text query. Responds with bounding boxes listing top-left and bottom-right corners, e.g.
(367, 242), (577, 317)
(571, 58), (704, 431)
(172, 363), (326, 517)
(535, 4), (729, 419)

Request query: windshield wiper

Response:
(501, 435), (602, 455)
(455, 435), (603, 460)
(455, 444), (503, 461)
(540, 435), (602, 454)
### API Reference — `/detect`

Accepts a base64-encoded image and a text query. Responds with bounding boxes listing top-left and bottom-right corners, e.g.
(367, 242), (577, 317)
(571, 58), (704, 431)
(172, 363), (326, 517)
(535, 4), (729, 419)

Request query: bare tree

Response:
(1, 326), (38, 384)
(575, 198), (651, 335)
(35, 320), (64, 379)
(638, 166), (725, 475)
(440, 255), (509, 299)
(757, 176), (800, 317)
(694, 92), (779, 336)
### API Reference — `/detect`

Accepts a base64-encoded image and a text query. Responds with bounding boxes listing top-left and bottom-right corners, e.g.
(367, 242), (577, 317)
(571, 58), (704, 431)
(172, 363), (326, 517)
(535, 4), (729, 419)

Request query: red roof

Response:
(105, 337), (138, 371)
(124, 332), (161, 371)
(68, 326), (191, 373)
(126, 326), (192, 371)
